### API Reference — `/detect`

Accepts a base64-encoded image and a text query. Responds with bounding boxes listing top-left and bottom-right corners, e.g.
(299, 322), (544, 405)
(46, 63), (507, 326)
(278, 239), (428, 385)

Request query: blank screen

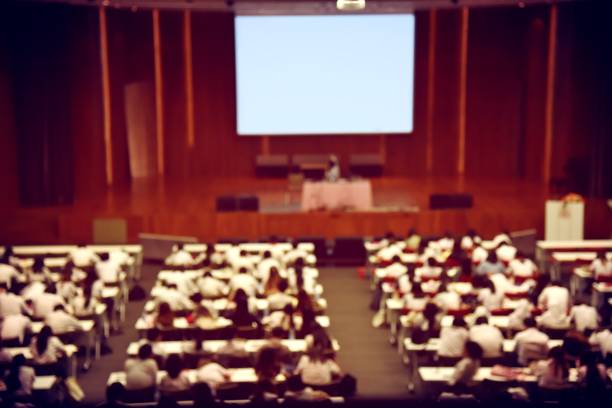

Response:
(234, 14), (415, 135)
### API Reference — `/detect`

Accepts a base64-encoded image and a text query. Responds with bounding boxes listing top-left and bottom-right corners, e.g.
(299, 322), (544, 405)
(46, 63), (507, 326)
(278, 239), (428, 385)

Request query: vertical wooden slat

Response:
(183, 10), (195, 149)
(426, 9), (437, 174)
(98, 6), (113, 186)
(261, 136), (270, 155)
(543, 4), (558, 184)
(457, 7), (469, 176)
(153, 9), (165, 175)
(379, 134), (387, 163)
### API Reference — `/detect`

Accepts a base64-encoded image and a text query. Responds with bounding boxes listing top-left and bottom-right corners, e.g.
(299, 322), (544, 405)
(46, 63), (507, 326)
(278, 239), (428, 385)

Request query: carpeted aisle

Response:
(317, 266), (413, 399)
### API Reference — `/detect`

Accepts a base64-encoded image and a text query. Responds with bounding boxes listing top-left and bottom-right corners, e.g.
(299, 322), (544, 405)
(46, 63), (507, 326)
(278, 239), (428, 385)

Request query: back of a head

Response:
(550, 279), (563, 287)
(239, 266), (248, 275)
(240, 249), (248, 257)
(106, 382), (125, 402)
(176, 243), (184, 251)
(192, 382), (215, 407)
(549, 346), (565, 362)
(138, 343), (153, 360)
(391, 255), (402, 264)
(263, 250), (272, 259)
(33, 257), (45, 271)
(166, 354), (184, 378)
(426, 257), (436, 267)
(523, 316), (537, 329)
(99, 252), (110, 262)
(453, 316), (467, 328)
(487, 251), (498, 263)
(465, 341), (483, 360)
(277, 279), (289, 293)
(158, 302), (172, 316)
(475, 316), (489, 326)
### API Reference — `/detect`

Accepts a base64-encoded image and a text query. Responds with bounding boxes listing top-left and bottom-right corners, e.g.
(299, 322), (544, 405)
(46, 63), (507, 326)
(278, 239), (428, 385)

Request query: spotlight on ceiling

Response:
(336, 0), (366, 11)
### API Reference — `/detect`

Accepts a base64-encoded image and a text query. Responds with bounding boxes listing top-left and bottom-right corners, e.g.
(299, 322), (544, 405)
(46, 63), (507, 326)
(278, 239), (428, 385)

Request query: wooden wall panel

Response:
(0, 21), (18, 209)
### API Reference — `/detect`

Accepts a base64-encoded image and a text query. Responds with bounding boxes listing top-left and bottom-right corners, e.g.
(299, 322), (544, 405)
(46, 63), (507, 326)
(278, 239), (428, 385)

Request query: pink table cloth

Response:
(301, 180), (373, 211)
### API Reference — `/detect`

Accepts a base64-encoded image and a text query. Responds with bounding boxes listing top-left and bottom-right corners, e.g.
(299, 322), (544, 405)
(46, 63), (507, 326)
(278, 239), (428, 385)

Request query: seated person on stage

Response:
(196, 270), (227, 299)
(32, 285), (65, 320)
(295, 343), (342, 386)
(96, 252), (122, 284)
(166, 242), (194, 267)
(439, 316), (469, 359)
(514, 317), (550, 366)
(508, 251), (538, 280)
(537, 280), (570, 329)
(229, 267), (259, 298)
(124, 343), (158, 391)
(195, 356), (230, 393)
(69, 243), (100, 269)
(569, 300), (599, 333)
(469, 316), (504, 358)
(267, 279), (297, 311)
(448, 340), (483, 390)
(589, 251), (612, 280)
(0, 282), (26, 317)
(154, 301), (175, 329)
(1, 312), (32, 346)
(159, 354), (191, 396)
(325, 155), (340, 182)
(29, 325), (66, 365)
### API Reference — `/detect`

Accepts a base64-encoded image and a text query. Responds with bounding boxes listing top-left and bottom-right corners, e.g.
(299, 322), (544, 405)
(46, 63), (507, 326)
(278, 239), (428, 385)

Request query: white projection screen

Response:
(234, 14), (415, 136)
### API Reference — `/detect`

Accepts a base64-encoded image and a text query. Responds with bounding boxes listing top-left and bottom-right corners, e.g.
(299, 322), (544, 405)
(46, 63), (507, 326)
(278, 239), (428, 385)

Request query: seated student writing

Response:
(514, 317), (550, 366)
(124, 343), (158, 391)
(295, 343), (342, 386)
(439, 316), (469, 359)
(448, 341), (483, 391)
(468, 316), (504, 359)
(159, 354), (191, 396)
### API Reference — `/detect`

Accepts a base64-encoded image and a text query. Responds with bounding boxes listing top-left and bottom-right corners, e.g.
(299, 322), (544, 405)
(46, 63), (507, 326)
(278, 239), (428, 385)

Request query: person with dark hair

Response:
(195, 356), (229, 393)
(0, 250), (19, 291)
(538, 280), (570, 329)
(577, 351), (607, 399)
(124, 343), (158, 391)
(448, 341), (483, 389)
(32, 284), (65, 319)
(46, 304), (83, 335)
(257, 250), (281, 283)
(297, 308), (318, 338)
(439, 316), (469, 358)
(508, 251), (538, 281)
(263, 326), (293, 367)
(416, 257), (443, 281)
(72, 284), (99, 318)
(532, 346), (569, 391)
(589, 251), (612, 280)
(0, 282), (26, 318)
(514, 317), (550, 366)
(267, 279), (296, 311)
(264, 267), (282, 296)
(433, 284), (461, 312)
(569, 300), (599, 333)
(192, 382), (217, 408)
(477, 278), (503, 311)
(69, 243), (101, 268)
(255, 346), (282, 384)
(469, 316), (503, 358)
(159, 354), (190, 395)
(99, 382), (127, 408)
(155, 302), (175, 329)
(29, 325), (65, 364)
(29, 256), (50, 282)
(96, 252), (122, 284)
(295, 344), (342, 386)
(229, 289), (260, 328)
(6, 353), (35, 397)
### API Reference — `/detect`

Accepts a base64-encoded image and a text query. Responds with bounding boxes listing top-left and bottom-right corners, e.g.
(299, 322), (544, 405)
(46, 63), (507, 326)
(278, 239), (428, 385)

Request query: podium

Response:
(545, 200), (584, 241)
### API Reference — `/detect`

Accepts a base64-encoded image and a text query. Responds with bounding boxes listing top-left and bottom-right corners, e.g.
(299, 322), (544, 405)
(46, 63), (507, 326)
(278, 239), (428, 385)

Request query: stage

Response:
(0, 177), (608, 244)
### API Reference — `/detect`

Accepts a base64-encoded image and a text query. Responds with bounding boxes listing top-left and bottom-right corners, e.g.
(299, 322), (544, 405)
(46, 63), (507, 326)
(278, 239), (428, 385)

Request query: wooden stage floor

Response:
(0, 177), (608, 244)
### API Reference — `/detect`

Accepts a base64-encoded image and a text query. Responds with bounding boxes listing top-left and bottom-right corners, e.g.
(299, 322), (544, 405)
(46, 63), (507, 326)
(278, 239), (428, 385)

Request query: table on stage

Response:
(301, 179), (373, 211)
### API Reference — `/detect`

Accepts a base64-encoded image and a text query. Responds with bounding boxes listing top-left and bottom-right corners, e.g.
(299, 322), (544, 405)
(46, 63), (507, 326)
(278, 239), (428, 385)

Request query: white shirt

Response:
(30, 335), (65, 364)
(96, 259), (121, 283)
(20, 281), (46, 301)
(159, 288), (194, 311)
(267, 292), (296, 311)
(416, 266), (443, 280)
(478, 288), (504, 311)
(438, 326), (469, 357)
(296, 355), (341, 386)
(514, 327), (550, 365)
(257, 258), (281, 282)
(469, 324), (504, 358)
(590, 258), (612, 279)
(125, 358), (158, 390)
(433, 291), (461, 311)
(33, 293), (65, 319)
(471, 246), (488, 264)
(1, 314), (31, 342)
(461, 236), (474, 251)
(229, 273), (259, 297)
(70, 247), (100, 267)
(538, 285), (570, 317)
(166, 250), (194, 267)
(379, 263), (408, 279)
(496, 245), (517, 263)
(569, 304), (598, 332)
(538, 309), (570, 329)
(376, 245), (404, 262)
(45, 310), (82, 334)
(196, 362), (229, 390)
(0, 264), (18, 286)
(507, 299), (532, 330)
(197, 276), (227, 298)
(509, 258), (537, 278)
(397, 274), (412, 294)
(589, 330), (612, 358)
(109, 250), (130, 267)
(0, 292), (25, 317)
(491, 233), (512, 247)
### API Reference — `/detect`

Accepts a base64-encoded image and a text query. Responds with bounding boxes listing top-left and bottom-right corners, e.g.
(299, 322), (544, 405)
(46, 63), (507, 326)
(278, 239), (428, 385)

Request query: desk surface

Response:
(404, 338), (562, 354)
(537, 240), (612, 250)
(418, 366), (580, 383)
(108, 367), (282, 386)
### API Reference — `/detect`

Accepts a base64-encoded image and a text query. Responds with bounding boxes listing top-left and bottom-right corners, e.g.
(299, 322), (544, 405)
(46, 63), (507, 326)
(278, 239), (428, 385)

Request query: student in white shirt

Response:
(468, 316), (504, 358)
(159, 354), (191, 395)
(496, 243), (517, 264)
(0, 259), (19, 289)
(161, 283), (194, 311)
(476, 279), (504, 311)
(589, 251), (612, 280)
(416, 258), (443, 281)
(448, 340), (483, 389)
(514, 317), (550, 366)
(229, 267), (259, 298)
(29, 257), (51, 282)
(96, 252), (122, 283)
(295, 344), (342, 386)
(32, 285), (65, 319)
(5, 354), (36, 397)
(379, 255), (408, 280)
(71, 285), (99, 317)
(491, 232), (512, 248)
(433, 284), (462, 312)
(197, 271), (227, 299)
(475, 251), (505, 277)
(537, 280), (570, 322)
(588, 328), (612, 359)
(508, 252), (538, 280)
(196, 356), (230, 392)
(29, 325), (65, 364)
(471, 245), (488, 265)
(165, 243), (194, 267)
(45, 304), (82, 335)
(439, 316), (469, 358)
(0, 313), (32, 344)
(257, 250), (281, 283)
(267, 279), (297, 311)
(0, 283), (25, 317)
(69, 244), (100, 268)
(230, 250), (255, 274)
(569, 301), (599, 333)
(124, 343), (158, 391)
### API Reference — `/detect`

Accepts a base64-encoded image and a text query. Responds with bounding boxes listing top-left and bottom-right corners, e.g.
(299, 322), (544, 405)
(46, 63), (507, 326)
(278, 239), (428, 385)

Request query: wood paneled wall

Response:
(0, 1), (611, 207)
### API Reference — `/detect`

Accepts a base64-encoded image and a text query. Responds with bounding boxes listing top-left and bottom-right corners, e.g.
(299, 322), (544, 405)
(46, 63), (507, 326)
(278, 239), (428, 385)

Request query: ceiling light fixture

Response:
(336, 0), (366, 11)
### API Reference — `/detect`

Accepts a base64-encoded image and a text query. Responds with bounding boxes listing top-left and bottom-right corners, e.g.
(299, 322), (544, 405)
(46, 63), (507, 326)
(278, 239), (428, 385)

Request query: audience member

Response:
(124, 343), (158, 391)
(159, 354), (190, 395)
(514, 317), (550, 366)
(438, 316), (469, 358)
(468, 316), (504, 358)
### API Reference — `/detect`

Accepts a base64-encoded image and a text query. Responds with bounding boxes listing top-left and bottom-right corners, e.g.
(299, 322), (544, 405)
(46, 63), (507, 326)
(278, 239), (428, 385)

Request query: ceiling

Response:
(18, 0), (582, 14)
